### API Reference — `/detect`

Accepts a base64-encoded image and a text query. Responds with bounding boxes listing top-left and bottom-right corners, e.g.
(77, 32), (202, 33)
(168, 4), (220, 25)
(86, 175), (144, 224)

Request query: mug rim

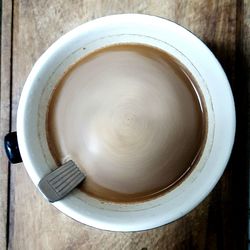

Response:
(16, 14), (236, 231)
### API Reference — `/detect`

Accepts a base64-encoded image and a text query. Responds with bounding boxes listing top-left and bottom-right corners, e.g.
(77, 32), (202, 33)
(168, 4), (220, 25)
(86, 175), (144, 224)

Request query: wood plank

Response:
(243, 0), (250, 215)
(234, 0), (250, 246)
(9, 0), (247, 249)
(0, 0), (13, 249)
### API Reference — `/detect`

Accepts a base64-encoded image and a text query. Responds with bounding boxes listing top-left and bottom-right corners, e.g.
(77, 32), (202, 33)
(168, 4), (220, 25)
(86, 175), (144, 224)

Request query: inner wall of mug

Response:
(37, 34), (215, 207)
(45, 43), (208, 203)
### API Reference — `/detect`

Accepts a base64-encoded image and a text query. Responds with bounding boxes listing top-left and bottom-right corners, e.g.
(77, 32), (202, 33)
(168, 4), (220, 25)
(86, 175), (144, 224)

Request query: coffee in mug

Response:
(46, 44), (207, 202)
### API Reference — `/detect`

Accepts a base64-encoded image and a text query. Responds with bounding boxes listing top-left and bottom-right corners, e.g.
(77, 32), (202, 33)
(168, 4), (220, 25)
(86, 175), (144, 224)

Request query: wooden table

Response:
(1, 1), (249, 249)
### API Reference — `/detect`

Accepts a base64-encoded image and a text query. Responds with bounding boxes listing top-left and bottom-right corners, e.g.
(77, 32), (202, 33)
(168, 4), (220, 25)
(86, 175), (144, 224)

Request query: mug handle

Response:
(4, 132), (22, 163)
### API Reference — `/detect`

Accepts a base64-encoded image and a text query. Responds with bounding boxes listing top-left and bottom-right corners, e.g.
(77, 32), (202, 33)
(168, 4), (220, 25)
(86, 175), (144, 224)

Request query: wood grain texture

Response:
(234, 0), (250, 243)
(242, 0), (250, 213)
(6, 0), (248, 249)
(0, 1), (12, 249)
(231, 0), (250, 248)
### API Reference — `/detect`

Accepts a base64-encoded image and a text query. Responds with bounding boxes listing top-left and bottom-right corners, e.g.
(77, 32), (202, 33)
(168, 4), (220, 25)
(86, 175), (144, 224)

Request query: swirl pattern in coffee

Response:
(46, 44), (206, 202)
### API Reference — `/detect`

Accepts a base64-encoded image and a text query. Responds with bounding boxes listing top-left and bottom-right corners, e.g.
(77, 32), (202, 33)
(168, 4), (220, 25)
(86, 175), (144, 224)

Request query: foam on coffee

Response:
(46, 44), (206, 202)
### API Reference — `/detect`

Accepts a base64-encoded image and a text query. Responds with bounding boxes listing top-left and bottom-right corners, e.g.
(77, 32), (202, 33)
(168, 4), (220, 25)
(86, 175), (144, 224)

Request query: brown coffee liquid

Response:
(46, 44), (207, 203)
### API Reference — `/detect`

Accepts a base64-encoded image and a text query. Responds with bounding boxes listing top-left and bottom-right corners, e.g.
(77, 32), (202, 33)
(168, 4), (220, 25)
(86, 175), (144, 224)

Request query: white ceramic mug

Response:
(5, 14), (235, 231)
